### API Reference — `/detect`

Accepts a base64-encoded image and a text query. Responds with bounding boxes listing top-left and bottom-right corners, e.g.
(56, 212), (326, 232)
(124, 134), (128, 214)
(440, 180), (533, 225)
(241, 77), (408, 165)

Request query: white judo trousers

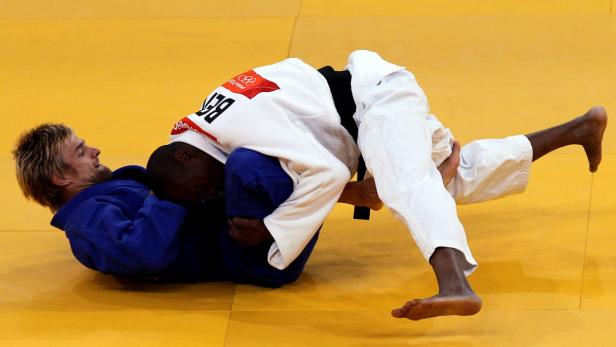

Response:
(347, 51), (533, 274)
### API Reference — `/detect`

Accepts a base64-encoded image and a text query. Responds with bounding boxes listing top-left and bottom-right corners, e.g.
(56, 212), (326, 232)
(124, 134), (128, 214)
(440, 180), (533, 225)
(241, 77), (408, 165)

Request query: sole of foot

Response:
(391, 293), (482, 321)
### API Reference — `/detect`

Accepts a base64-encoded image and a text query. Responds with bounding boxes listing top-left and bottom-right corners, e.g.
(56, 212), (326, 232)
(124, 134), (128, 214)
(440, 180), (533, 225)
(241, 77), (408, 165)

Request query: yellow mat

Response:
(1, 1), (614, 345)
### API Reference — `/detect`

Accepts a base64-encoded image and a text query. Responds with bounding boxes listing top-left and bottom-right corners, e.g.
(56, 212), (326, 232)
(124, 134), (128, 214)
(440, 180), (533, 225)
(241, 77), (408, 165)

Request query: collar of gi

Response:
(50, 165), (147, 229)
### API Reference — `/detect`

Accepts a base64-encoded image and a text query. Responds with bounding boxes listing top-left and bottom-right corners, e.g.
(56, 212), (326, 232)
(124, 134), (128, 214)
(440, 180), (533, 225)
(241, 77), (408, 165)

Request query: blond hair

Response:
(13, 123), (73, 212)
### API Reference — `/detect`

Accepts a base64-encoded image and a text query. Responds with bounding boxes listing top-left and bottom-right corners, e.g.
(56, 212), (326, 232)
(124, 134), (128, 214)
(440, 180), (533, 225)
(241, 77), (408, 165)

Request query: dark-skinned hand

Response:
(228, 217), (274, 247)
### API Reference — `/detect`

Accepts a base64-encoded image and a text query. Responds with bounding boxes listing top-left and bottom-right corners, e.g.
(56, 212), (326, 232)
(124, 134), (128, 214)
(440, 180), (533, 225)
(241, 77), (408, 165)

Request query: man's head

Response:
(146, 142), (225, 207)
(13, 124), (112, 211)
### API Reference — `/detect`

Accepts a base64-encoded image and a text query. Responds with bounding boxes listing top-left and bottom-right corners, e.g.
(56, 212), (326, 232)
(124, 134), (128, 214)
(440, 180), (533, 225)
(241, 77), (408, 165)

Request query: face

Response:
(161, 152), (225, 207)
(58, 133), (113, 188)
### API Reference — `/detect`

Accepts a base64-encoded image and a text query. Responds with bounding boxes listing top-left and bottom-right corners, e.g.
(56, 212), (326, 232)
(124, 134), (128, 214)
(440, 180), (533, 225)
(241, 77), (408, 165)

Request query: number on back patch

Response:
(197, 92), (235, 123)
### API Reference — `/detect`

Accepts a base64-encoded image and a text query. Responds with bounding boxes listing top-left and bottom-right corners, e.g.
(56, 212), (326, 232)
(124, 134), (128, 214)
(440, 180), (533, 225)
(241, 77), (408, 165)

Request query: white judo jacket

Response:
(170, 58), (360, 270)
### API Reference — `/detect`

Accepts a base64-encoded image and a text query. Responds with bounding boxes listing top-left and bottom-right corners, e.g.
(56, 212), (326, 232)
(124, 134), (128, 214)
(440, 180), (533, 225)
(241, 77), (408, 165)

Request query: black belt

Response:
(317, 66), (370, 220)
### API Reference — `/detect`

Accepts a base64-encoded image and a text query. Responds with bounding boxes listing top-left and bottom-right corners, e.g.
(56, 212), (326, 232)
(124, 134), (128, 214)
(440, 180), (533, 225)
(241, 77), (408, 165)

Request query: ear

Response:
(51, 172), (71, 187)
(173, 147), (195, 163)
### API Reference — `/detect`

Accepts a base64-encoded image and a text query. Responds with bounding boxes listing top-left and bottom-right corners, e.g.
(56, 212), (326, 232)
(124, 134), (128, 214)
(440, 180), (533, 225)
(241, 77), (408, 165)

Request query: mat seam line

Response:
(222, 285), (238, 347)
(286, 0), (302, 58)
(577, 173), (594, 310)
(0, 16), (297, 20)
(0, 230), (56, 233)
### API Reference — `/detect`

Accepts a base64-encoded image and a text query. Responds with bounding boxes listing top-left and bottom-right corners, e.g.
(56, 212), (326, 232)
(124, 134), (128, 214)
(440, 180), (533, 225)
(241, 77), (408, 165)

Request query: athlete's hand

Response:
(228, 217), (274, 247)
(438, 141), (461, 186)
(340, 141), (461, 209)
(340, 177), (384, 211)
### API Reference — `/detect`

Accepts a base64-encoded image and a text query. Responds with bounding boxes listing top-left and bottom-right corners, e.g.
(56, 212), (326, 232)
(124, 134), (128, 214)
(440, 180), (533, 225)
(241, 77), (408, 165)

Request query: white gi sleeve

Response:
(217, 108), (351, 270)
(263, 157), (349, 270)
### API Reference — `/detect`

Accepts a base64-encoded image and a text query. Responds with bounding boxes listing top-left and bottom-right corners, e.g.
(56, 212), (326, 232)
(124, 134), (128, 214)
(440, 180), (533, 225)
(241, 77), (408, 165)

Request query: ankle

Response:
(429, 247), (476, 296)
(438, 282), (475, 296)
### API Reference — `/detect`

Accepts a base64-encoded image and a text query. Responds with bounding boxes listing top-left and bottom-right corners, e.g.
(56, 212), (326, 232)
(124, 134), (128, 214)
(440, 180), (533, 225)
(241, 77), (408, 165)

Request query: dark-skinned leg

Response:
(391, 143), (480, 321)
(526, 106), (608, 171)
(391, 247), (482, 320)
(392, 107), (607, 321)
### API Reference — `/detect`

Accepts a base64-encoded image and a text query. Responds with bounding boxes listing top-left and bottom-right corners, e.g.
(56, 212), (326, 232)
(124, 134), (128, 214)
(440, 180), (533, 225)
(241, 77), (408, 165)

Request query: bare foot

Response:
(578, 106), (608, 172)
(391, 293), (482, 321)
(438, 141), (461, 186)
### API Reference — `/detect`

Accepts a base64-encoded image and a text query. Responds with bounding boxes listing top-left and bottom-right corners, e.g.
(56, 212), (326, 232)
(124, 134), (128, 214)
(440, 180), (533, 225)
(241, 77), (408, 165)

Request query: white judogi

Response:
(348, 51), (532, 274)
(169, 50), (532, 273)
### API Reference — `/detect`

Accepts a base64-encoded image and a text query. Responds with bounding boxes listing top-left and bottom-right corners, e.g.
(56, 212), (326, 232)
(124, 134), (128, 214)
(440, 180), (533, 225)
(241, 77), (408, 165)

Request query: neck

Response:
(59, 182), (88, 206)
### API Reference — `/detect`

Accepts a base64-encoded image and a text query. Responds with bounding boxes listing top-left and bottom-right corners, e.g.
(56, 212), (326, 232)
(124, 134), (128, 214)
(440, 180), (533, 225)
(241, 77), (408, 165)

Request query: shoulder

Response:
(225, 148), (289, 186)
(227, 148), (280, 174)
(112, 165), (146, 182)
(51, 177), (150, 229)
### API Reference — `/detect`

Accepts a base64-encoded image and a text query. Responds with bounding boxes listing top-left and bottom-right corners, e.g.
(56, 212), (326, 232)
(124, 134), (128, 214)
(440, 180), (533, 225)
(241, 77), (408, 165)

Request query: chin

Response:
(94, 166), (113, 183)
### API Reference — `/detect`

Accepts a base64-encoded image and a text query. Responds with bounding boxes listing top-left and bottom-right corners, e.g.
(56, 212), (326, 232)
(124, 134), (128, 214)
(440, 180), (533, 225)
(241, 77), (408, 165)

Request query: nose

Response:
(91, 147), (101, 157)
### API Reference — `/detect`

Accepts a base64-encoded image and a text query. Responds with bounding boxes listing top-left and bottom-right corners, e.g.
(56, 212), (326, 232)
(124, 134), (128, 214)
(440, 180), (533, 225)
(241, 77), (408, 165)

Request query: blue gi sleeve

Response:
(225, 148), (294, 220)
(63, 194), (188, 276)
(220, 148), (320, 288)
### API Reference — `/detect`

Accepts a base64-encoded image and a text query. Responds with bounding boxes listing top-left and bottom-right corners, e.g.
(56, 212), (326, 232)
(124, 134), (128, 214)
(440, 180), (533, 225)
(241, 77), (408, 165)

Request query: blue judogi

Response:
(221, 148), (319, 287)
(51, 148), (318, 287)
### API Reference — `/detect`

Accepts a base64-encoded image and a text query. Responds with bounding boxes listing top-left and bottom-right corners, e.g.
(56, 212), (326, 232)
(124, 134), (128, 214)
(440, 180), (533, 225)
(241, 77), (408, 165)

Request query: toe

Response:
(391, 308), (404, 318)
(391, 300), (419, 318)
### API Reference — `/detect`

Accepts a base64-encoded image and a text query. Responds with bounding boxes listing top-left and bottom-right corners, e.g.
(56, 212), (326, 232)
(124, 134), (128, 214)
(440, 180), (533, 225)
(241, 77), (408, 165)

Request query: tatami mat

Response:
(1, 1), (614, 345)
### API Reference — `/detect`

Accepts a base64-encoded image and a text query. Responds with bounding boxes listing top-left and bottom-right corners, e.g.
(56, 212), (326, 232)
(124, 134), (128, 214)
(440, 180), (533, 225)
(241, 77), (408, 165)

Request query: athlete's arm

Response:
(61, 195), (188, 275)
(228, 176), (383, 247)
(338, 142), (461, 210)
(227, 217), (272, 246)
(224, 148), (292, 246)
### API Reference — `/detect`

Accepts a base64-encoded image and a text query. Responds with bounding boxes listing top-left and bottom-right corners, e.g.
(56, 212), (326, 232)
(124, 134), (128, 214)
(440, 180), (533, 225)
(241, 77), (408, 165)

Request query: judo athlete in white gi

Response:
(146, 50), (607, 320)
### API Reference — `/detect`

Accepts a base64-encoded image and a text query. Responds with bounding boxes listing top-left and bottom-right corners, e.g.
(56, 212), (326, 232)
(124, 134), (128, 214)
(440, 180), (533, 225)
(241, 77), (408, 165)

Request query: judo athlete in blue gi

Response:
(50, 148), (321, 286)
(15, 123), (355, 287)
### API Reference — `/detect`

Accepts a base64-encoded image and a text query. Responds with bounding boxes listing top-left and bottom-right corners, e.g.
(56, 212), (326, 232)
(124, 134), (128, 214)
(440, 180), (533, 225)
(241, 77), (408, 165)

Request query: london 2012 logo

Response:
(223, 69), (280, 99)
(236, 74), (257, 85)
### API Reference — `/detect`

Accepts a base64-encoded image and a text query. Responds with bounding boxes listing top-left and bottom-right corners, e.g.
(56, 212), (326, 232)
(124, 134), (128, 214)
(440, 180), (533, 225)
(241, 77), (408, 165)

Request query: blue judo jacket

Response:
(51, 148), (318, 287)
